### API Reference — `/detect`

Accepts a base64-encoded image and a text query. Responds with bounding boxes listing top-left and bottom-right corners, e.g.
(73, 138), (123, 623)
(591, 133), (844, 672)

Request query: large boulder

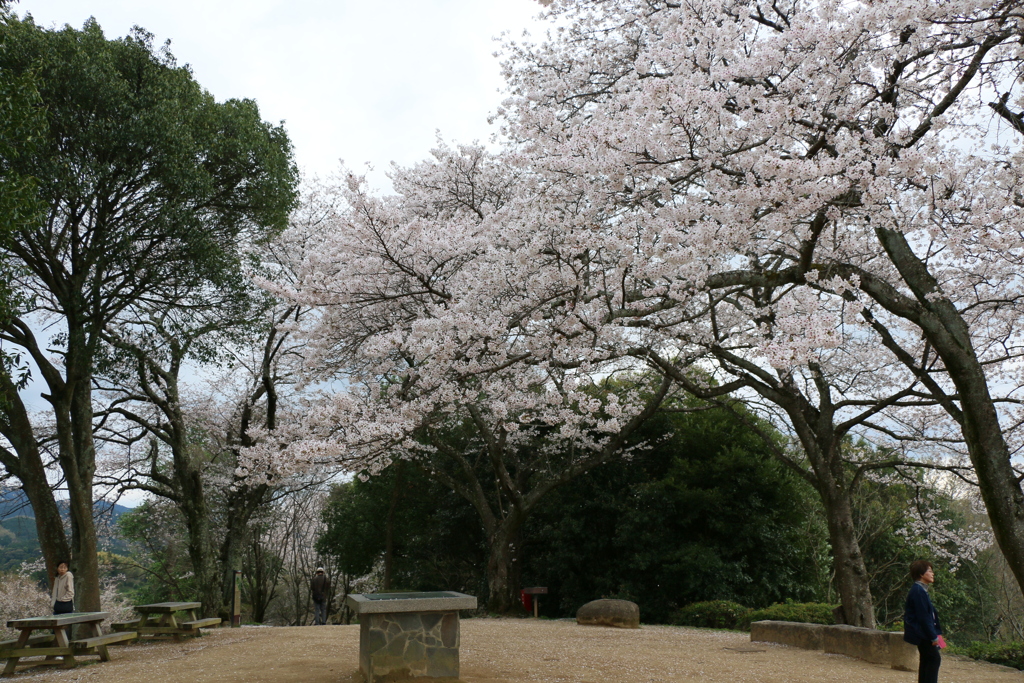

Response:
(576, 599), (640, 629)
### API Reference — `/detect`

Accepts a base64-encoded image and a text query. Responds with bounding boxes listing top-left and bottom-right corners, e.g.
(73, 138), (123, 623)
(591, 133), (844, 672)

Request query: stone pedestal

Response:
(347, 592), (477, 683)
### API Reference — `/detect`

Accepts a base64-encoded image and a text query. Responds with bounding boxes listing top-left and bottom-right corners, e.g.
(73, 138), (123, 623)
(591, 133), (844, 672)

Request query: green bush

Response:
(878, 620), (904, 632)
(739, 601), (837, 629)
(670, 600), (752, 630)
(962, 641), (1024, 670)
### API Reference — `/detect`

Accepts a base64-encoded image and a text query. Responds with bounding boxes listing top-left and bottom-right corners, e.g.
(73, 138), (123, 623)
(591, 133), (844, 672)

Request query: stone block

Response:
(888, 632), (918, 672)
(824, 625), (915, 670)
(576, 599), (640, 629)
(348, 592), (476, 682)
(440, 612), (458, 648)
(751, 620), (920, 672)
(749, 620), (825, 650)
(357, 610), (463, 683)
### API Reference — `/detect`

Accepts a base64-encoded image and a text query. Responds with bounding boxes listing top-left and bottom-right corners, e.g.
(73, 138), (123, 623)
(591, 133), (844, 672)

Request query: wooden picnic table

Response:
(120, 602), (220, 640)
(1, 611), (133, 676)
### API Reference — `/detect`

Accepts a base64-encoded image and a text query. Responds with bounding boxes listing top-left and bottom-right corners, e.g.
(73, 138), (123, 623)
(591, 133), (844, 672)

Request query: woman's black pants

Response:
(917, 642), (941, 683)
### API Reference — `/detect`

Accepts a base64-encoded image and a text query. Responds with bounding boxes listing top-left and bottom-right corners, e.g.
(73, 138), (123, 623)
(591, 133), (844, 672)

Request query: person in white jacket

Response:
(51, 561), (75, 614)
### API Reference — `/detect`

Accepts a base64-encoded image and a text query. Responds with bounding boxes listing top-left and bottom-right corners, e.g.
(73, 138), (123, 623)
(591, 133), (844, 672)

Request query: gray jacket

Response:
(51, 571), (75, 604)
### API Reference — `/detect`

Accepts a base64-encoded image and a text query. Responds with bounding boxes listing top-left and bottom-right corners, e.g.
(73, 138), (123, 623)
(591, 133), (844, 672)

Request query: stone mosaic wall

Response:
(359, 610), (460, 682)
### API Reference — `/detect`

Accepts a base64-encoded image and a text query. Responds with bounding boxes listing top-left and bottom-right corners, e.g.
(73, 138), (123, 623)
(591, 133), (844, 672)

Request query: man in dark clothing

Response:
(904, 559), (943, 683)
(311, 567), (330, 625)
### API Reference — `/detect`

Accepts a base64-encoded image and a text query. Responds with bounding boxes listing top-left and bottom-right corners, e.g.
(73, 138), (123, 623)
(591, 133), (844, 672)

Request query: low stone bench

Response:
(749, 620), (825, 650)
(751, 621), (918, 671)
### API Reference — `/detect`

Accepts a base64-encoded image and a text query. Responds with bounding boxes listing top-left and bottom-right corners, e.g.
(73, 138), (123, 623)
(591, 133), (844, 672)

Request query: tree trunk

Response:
(872, 226), (1024, 603)
(383, 466), (405, 590)
(61, 363), (101, 612)
(0, 370), (71, 582)
(485, 515), (525, 614)
(179, 477), (220, 617)
(67, 490), (101, 611)
(3, 321), (103, 610)
(17, 466), (70, 585)
(168, 410), (221, 618)
(821, 485), (875, 628)
(219, 483), (270, 615)
(220, 528), (245, 613)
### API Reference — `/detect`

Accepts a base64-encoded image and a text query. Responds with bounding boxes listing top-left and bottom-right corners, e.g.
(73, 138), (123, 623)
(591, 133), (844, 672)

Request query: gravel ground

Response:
(3, 618), (1021, 682)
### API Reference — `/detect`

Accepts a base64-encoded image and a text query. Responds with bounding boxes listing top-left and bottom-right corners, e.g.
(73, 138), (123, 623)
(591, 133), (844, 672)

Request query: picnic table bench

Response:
(2, 612), (111, 676)
(121, 602), (221, 640)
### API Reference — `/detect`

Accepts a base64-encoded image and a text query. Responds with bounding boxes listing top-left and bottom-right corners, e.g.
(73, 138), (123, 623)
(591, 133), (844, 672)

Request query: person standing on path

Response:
(311, 567), (330, 625)
(51, 561), (75, 615)
(904, 559), (943, 683)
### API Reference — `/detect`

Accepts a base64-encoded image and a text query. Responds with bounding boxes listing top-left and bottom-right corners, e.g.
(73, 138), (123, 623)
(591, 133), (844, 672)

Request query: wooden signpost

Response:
(521, 587), (548, 618)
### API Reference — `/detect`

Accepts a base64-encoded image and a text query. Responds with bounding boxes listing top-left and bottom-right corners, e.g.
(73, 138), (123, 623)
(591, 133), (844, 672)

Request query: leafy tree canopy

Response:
(521, 400), (825, 622)
(0, 15), (298, 327)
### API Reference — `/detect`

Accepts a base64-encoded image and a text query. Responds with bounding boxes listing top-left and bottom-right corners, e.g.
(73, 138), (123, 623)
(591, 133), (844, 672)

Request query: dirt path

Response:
(4, 619), (1020, 682)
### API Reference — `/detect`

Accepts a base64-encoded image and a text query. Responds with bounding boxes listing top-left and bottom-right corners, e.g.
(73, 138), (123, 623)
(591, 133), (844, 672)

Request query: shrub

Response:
(962, 641), (1024, 670)
(670, 600), (752, 630)
(739, 601), (837, 630)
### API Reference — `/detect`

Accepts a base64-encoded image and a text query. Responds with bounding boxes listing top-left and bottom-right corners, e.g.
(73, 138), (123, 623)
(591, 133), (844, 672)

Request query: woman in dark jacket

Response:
(904, 559), (943, 683)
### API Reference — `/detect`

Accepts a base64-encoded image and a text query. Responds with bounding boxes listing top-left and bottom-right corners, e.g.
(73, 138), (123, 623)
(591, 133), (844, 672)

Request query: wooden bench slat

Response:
(110, 620), (139, 630)
(181, 618), (221, 629)
(0, 634), (54, 649)
(72, 632), (137, 648)
(1, 646), (73, 657)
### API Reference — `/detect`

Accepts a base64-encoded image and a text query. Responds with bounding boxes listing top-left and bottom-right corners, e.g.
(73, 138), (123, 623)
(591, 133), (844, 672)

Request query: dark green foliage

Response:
(0, 497), (130, 573)
(318, 402), (825, 620)
(0, 14), (42, 329)
(739, 601), (837, 629)
(521, 403), (825, 622)
(927, 562), (1002, 645)
(0, 60), (42, 236)
(0, 14), (298, 329)
(0, 516), (40, 571)
(670, 600), (752, 630)
(960, 641), (1024, 670)
(318, 463), (487, 596)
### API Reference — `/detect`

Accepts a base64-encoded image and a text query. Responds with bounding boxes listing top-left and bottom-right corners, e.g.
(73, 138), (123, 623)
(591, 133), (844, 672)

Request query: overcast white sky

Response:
(14, 0), (547, 190)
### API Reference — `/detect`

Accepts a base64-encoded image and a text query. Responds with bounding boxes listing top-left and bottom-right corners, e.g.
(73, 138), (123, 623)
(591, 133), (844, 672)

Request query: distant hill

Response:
(0, 489), (133, 572)
(0, 489), (132, 520)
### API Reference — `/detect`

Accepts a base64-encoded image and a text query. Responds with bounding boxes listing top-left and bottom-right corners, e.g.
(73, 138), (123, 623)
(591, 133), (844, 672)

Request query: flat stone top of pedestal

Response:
(346, 591), (478, 614)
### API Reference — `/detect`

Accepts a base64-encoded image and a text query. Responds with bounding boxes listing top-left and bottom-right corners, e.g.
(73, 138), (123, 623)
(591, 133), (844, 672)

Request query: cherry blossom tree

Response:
(253, 148), (676, 611)
(497, 0), (1024, 609)
(251, 0), (1024, 621)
